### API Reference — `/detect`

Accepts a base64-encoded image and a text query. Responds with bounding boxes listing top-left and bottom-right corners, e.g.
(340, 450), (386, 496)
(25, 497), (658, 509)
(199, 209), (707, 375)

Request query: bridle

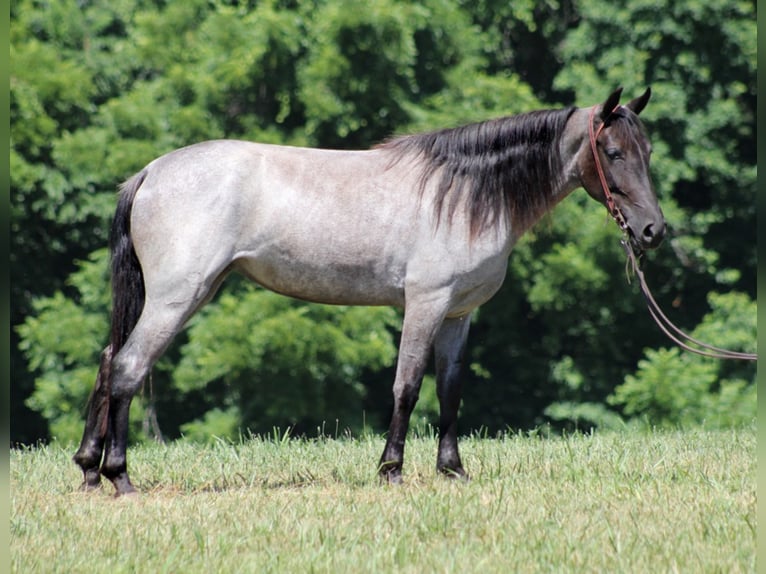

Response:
(588, 106), (757, 361)
(588, 105), (628, 233)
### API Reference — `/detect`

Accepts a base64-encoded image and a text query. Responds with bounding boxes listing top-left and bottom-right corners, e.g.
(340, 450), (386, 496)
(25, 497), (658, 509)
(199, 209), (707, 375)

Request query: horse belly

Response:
(234, 250), (406, 307)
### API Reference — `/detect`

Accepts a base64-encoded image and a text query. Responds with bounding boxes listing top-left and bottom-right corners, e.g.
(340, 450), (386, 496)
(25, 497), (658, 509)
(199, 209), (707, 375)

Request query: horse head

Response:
(580, 87), (666, 253)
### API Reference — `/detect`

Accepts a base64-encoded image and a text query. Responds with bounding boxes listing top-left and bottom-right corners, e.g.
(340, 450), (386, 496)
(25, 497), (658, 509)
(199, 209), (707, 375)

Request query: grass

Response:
(11, 426), (756, 573)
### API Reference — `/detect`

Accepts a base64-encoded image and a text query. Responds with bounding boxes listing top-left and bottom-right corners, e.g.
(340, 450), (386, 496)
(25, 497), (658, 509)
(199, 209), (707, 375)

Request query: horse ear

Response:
(626, 87), (651, 115)
(600, 87), (623, 120)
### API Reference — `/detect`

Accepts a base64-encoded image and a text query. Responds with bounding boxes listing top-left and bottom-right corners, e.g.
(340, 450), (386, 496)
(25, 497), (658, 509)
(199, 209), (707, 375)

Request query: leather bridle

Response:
(588, 104), (628, 233)
(589, 105), (757, 361)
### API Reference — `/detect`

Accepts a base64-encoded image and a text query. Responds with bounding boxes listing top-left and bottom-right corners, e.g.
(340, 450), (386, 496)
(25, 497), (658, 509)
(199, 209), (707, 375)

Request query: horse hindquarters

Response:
(75, 167), (235, 495)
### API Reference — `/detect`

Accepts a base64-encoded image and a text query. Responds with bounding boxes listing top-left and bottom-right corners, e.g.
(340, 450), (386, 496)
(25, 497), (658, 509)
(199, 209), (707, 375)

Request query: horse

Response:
(73, 87), (665, 495)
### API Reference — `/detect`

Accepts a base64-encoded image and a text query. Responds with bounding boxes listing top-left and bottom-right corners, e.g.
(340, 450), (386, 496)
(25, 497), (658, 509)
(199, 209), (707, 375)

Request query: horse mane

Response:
(378, 107), (577, 237)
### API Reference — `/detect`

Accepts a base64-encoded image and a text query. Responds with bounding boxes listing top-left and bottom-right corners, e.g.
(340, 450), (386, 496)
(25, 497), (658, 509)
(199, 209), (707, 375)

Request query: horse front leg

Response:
(72, 346), (113, 490)
(434, 315), (471, 479)
(379, 301), (448, 484)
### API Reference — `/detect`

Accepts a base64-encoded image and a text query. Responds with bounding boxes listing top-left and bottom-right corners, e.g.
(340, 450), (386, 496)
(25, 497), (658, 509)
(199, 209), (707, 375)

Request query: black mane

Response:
(379, 107), (577, 236)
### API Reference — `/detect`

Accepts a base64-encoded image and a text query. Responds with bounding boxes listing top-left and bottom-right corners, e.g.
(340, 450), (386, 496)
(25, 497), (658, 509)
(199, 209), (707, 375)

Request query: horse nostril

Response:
(642, 222), (665, 246)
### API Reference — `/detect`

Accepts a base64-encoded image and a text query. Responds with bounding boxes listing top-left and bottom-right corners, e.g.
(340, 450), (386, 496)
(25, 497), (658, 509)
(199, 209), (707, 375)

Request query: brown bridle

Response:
(588, 104), (628, 232)
(589, 105), (757, 361)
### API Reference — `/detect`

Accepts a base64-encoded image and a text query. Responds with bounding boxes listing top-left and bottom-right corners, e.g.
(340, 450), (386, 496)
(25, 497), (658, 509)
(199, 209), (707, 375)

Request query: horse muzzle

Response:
(628, 217), (665, 253)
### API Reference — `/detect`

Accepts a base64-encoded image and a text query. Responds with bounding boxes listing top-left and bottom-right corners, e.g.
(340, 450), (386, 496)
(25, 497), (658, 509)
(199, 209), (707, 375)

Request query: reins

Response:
(620, 240), (756, 360)
(588, 106), (757, 362)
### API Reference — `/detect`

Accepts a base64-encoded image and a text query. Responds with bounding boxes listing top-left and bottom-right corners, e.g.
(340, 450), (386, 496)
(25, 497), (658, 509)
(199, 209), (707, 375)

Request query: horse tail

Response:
(76, 169), (148, 454)
(109, 169), (148, 355)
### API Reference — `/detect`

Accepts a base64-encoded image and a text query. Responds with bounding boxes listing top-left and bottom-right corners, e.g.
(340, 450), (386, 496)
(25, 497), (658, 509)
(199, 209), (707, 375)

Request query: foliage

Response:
(16, 250), (152, 444)
(609, 292), (756, 428)
(173, 284), (399, 437)
(462, 0), (755, 432)
(543, 401), (625, 432)
(11, 0), (756, 443)
(554, 0), (756, 296)
(17, 253), (399, 442)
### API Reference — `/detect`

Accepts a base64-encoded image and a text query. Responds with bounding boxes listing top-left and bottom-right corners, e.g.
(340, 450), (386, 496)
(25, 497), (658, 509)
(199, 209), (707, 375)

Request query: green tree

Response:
(12, 0), (756, 444)
(11, 0), (148, 442)
(608, 292), (756, 428)
(173, 284), (399, 439)
(460, 0), (756, 432)
(17, 253), (399, 443)
(554, 0), (756, 299)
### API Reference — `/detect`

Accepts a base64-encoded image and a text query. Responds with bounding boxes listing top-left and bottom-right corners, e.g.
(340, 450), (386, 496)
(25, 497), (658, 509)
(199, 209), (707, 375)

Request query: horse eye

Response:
(606, 149), (623, 161)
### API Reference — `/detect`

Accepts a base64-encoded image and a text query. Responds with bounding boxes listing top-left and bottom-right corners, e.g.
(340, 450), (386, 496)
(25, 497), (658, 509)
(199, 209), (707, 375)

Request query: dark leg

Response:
(98, 302), (194, 495)
(379, 302), (447, 484)
(434, 315), (471, 479)
(100, 392), (139, 495)
(73, 346), (113, 490)
(98, 340), (150, 496)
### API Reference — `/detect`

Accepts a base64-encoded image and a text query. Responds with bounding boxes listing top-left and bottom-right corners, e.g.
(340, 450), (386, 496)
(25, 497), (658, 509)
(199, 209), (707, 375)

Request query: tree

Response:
(546, 0), (756, 427)
(14, 0), (536, 442)
(554, 0), (756, 300)
(11, 0), (149, 442)
(608, 292), (756, 428)
(456, 0), (756, 432)
(12, 0), (756, 443)
(173, 282), (399, 439)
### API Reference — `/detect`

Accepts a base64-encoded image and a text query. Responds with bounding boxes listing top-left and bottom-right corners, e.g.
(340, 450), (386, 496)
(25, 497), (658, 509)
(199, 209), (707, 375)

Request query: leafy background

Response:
(11, 0), (756, 445)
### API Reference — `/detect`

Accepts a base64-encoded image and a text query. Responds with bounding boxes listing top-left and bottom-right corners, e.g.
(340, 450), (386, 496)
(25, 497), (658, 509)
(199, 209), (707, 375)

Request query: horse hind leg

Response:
(72, 346), (114, 490)
(97, 295), (208, 496)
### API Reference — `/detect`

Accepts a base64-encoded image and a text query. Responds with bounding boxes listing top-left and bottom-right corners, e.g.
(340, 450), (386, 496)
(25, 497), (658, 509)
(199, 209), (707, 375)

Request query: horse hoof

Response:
(79, 480), (102, 492)
(108, 473), (138, 497)
(379, 468), (404, 485)
(79, 468), (103, 491)
(439, 467), (470, 481)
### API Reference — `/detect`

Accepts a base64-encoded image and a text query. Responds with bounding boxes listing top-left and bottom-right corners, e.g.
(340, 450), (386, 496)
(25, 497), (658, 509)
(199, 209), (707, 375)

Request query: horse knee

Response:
(393, 385), (420, 416)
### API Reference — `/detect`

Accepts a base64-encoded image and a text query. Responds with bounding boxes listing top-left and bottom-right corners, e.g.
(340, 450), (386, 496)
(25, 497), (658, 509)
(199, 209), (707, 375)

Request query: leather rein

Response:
(588, 105), (756, 361)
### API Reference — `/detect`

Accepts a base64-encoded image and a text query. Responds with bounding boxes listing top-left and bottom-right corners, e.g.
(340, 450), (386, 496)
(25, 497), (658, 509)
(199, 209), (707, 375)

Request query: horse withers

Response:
(74, 88), (664, 495)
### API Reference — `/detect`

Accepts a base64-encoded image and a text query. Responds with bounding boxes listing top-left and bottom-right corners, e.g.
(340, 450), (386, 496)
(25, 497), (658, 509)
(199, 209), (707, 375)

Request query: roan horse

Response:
(74, 87), (665, 495)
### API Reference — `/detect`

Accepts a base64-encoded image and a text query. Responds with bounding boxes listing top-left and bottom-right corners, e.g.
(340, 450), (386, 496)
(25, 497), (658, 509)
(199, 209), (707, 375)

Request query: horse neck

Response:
(496, 108), (588, 243)
(555, 107), (594, 201)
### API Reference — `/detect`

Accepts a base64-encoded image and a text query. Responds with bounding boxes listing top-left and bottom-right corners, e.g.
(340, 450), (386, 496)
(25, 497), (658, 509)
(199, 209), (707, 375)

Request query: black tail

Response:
(109, 169), (147, 354)
(73, 169), (148, 476)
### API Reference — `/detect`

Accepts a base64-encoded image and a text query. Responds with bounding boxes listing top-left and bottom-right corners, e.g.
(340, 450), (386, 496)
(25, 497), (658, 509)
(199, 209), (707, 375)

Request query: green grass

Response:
(11, 427), (755, 573)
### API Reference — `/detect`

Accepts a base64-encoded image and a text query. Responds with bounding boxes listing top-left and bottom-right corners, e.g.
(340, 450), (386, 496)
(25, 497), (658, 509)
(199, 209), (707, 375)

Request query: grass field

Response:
(10, 426), (755, 573)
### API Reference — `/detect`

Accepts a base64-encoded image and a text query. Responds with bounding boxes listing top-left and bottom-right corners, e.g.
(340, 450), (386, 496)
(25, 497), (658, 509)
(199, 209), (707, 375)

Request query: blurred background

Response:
(10, 0), (756, 446)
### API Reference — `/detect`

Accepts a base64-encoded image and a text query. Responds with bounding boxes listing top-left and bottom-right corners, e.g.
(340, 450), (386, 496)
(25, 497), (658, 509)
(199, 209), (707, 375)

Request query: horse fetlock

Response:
(99, 456), (126, 479)
(72, 443), (104, 483)
(73, 446), (98, 468)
